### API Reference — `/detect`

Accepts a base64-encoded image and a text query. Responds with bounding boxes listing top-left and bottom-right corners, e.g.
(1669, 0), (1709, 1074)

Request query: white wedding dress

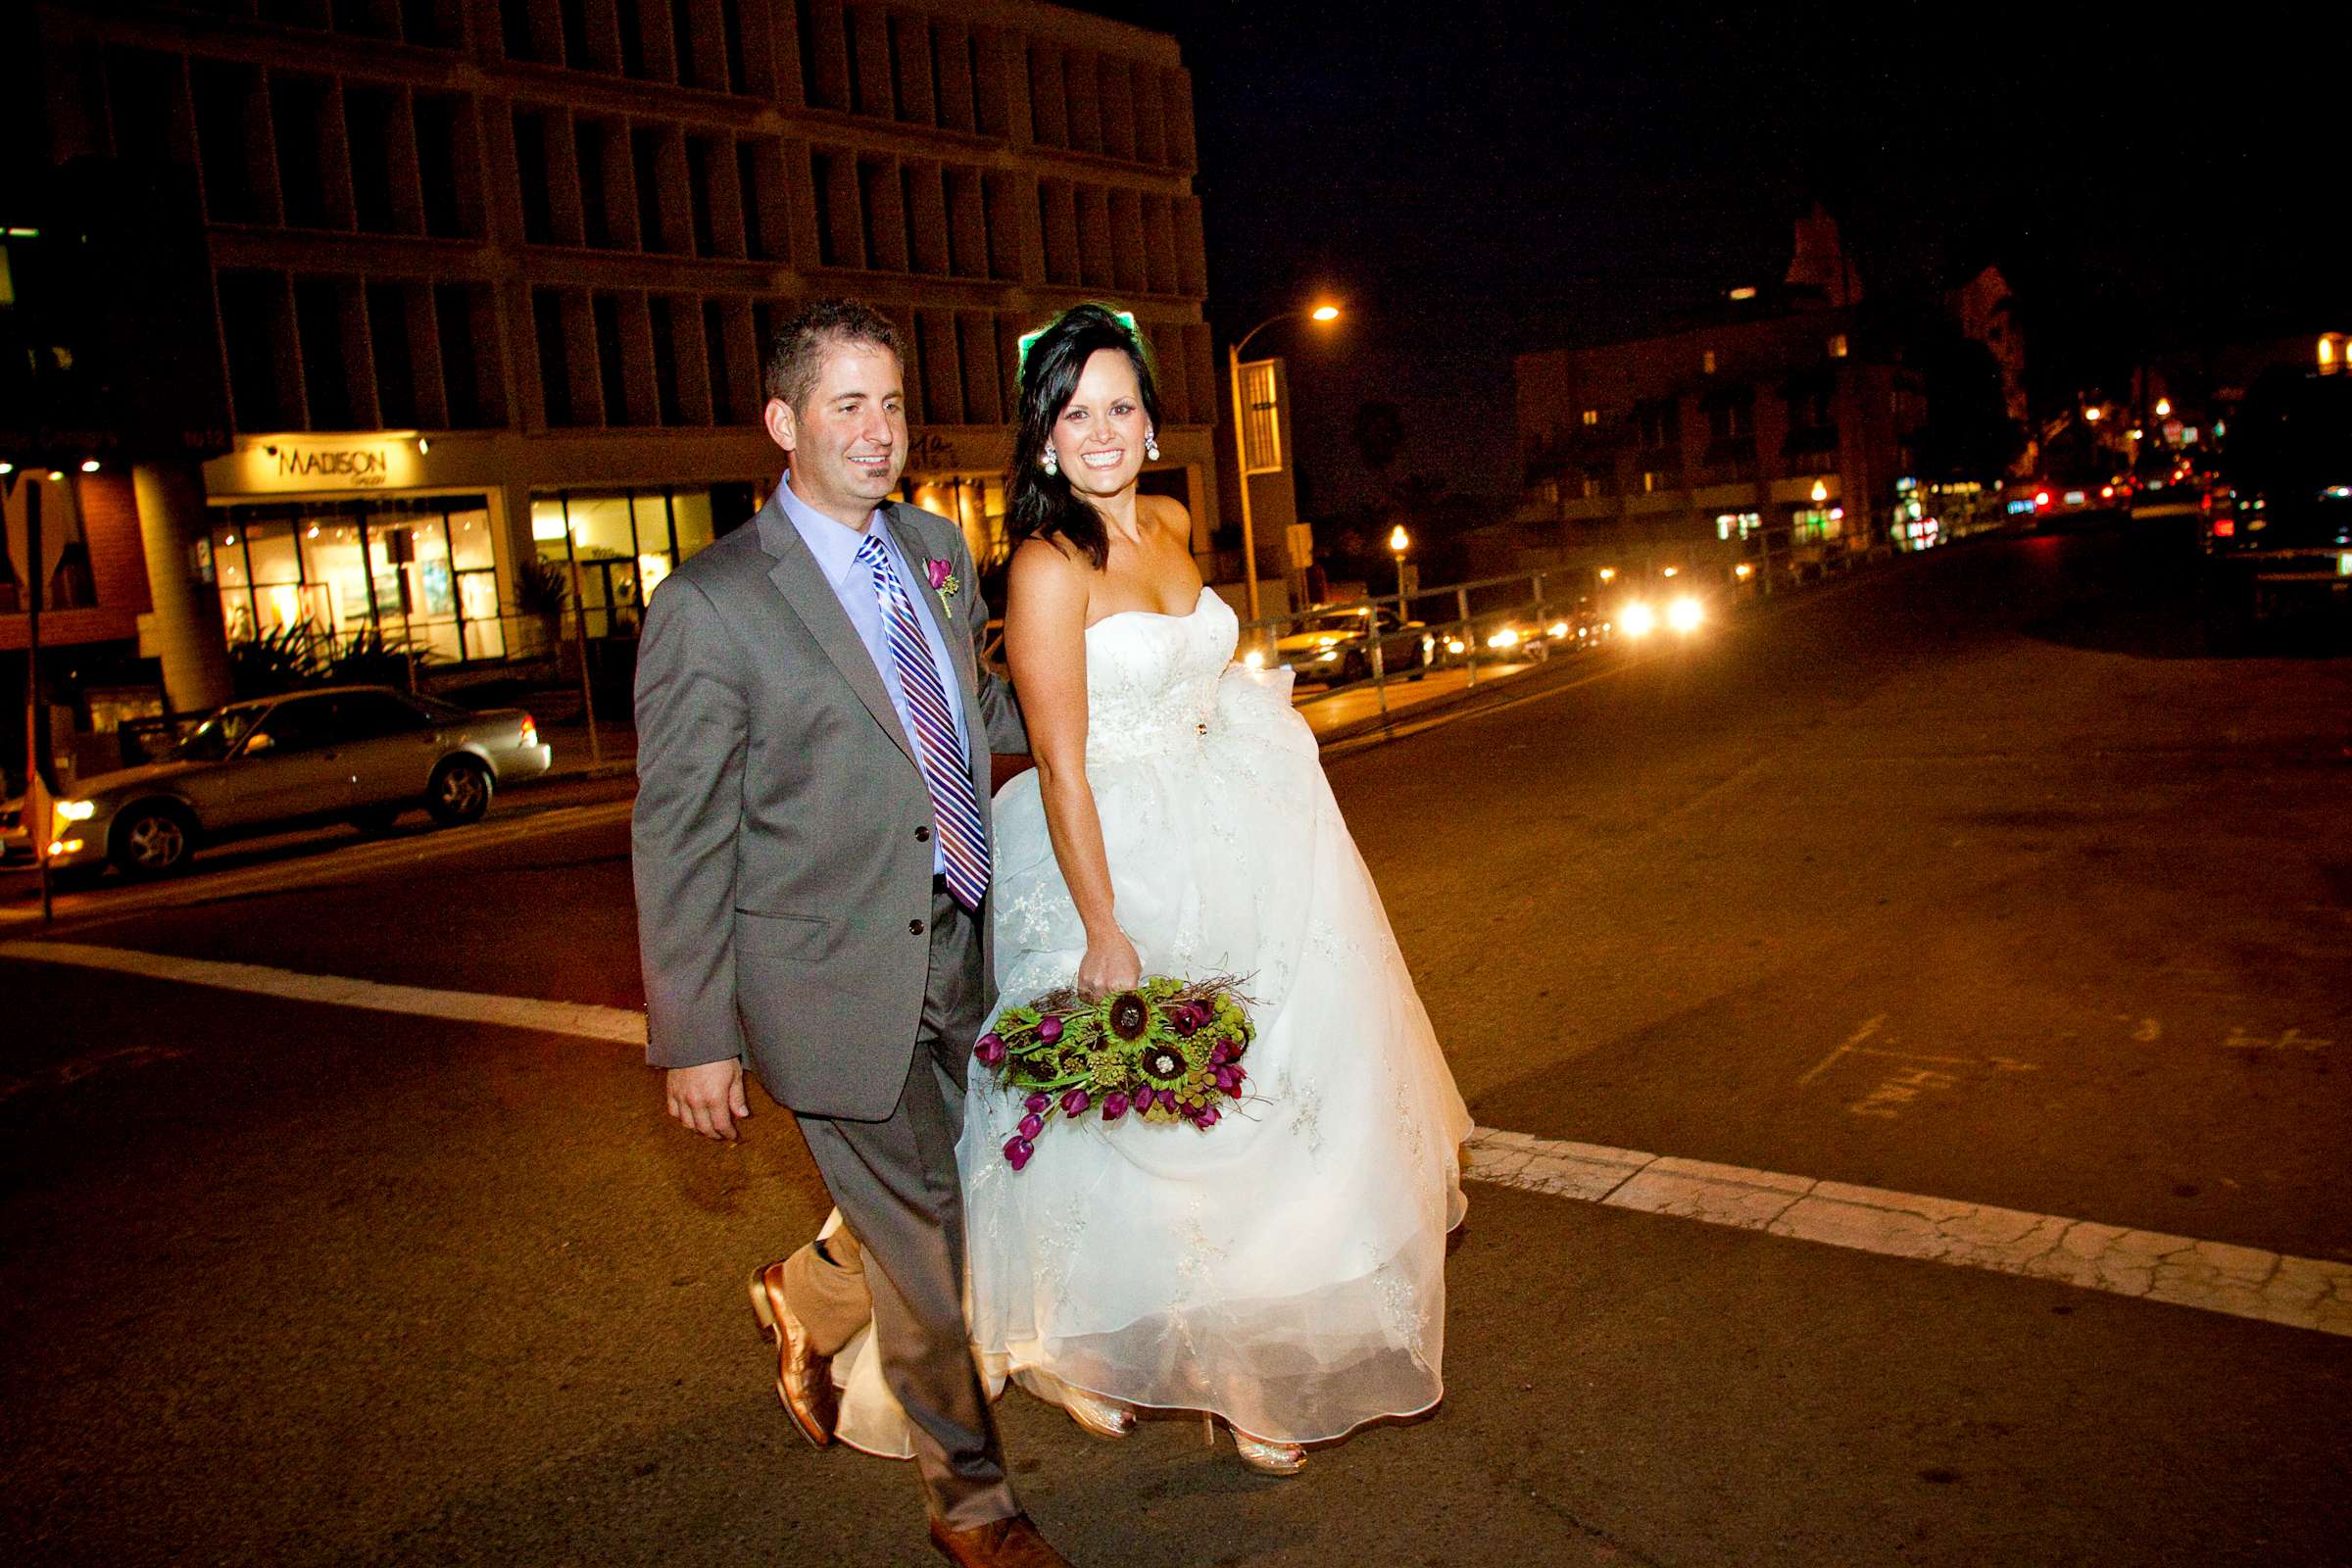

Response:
(831, 585), (1470, 1450)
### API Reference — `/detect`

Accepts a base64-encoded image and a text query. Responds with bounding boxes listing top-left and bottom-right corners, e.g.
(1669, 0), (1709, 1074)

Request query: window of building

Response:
(1715, 512), (1763, 541)
(650, 297), (684, 424)
(1582, 408), (1598, 426)
(368, 282), (417, 428)
(415, 95), (470, 238)
(616, 0), (650, 77)
(577, 120), (619, 247)
(631, 126), (667, 252)
(810, 149), (845, 267)
(592, 293), (627, 423)
(435, 283), (495, 428)
(1706, 400), (1753, 442)
(559, 0), (592, 70)
(721, 0), (750, 93)
(191, 61), (264, 223)
(1641, 469), (1667, 494)
(533, 287), (577, 425)
(1701, 349), (1716, 374)
(219, 270), (295, 429)
(1579, 467), (1610, 500)
(514, 109), (555, 244)
(293, 278), (356, 429)
(1790, 506), (1844, 544)
(1635, 399), (1676, 451)
(345, 85), (402, 233)
(704, 299), (739, 424)
(207, 496), (502, 664)
(1829, 333), (1849, 359)
(500, 0), (539, 61)
(687, 136), (719, 257)
(737, 141), (771, 259)
(533, 487), (722, 637)
(270, 75), (335, 228)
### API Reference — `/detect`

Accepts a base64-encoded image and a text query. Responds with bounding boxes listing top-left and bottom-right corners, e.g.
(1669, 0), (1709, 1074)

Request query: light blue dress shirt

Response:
(777, 474), (968, 876)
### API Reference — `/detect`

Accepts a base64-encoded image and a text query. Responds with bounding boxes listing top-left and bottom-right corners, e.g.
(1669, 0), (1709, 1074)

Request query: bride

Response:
(831, 302), (1469, 1474)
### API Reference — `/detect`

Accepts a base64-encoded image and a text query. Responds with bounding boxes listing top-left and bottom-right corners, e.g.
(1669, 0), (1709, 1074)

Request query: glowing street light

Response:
(78, 459), (99, 473)
(1809, 479), (1830, 504)
(1228, 301), (1343, 619)
(2154, 398), (2173, 417)
(2083, 405), (2103, 422)
(1387, 523), (1410, 605)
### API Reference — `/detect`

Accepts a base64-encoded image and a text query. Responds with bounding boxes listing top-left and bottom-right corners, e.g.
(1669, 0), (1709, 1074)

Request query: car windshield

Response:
(174, 707), (264, 762)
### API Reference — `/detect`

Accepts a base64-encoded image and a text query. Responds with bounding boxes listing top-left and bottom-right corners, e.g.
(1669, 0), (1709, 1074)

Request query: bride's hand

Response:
(1076, 928), (1142, 999)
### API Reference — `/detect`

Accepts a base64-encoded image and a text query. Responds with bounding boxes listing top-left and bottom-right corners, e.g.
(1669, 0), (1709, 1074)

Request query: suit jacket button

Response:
(909, 918), (926, 936)
(915, 825), (931, 842)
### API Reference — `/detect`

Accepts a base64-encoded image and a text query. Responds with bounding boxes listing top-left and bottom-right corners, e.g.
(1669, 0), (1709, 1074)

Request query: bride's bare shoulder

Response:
(1140, 493), (1193, 535)
(1007, 535), (1092, 621)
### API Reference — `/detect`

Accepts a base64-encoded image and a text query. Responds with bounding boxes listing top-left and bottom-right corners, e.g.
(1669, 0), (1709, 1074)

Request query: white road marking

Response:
(5, 939), (2347, 1341)
(0, 940), (647, 1046)
(1464, 1129), (2352, 1339)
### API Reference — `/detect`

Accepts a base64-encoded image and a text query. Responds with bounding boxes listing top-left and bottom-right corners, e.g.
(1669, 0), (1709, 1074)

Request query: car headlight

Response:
(1317, 650), (1340, 662)
(1622, 602), (1657, 637)
(1667, 597), (1703, 633)
(56, 799), (97, 821)
(1488, 627), (1520, 649)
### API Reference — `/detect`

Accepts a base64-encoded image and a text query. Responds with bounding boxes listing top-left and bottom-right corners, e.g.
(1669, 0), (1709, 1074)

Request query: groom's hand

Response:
(666, 1059), (752, 1141)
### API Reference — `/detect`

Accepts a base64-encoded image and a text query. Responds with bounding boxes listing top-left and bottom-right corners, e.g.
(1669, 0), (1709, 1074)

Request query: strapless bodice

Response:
(1082, 587), (1238, 764)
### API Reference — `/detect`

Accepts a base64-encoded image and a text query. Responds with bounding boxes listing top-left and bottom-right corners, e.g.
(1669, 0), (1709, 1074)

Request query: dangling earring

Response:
(1145, 428), (1160, 462)
(1041, 448), (1058, 477)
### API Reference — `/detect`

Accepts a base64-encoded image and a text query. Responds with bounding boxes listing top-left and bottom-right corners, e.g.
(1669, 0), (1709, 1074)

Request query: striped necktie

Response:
(856, 533), (989, 911)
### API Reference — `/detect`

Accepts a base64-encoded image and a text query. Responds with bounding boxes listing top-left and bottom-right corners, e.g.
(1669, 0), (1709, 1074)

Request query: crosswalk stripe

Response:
(3, 938), (2345, 1341)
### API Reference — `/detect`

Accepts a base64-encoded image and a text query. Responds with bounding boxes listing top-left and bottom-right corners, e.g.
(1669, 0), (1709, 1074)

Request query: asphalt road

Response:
(5, 519), (2349, 1567)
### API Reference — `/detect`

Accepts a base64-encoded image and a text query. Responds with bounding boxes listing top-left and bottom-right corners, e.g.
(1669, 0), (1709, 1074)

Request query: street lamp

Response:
(1387, 523), (1410, 604)
(2154, 398), (2173, 418)
(1228, 301), (1343, 621)
(1809, 479), (1830, 504)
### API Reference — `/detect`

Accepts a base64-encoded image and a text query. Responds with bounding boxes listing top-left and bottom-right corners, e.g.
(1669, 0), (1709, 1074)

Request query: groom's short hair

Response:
(764, 298), (905, 413)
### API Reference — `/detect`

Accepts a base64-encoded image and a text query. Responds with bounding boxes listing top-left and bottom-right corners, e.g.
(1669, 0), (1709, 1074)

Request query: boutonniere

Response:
(923, 558), (960, 619)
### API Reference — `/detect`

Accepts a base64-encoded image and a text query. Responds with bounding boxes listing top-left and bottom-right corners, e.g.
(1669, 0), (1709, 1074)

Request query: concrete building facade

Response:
(26, 0), (1216, 680)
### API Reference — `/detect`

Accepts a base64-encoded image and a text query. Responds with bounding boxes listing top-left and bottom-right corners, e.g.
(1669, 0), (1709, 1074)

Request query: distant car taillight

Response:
(519, 712), (538, 746)
(2211, 518), (2234, 538)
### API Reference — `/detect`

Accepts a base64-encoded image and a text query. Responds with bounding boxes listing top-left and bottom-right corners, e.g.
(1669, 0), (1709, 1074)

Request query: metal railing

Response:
(979, 567), (1627, 719)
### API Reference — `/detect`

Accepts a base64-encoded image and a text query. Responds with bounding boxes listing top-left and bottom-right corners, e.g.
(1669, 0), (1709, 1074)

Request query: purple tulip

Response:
(1229, 1065), (1247, 1087)
(1129, 1088), (1152, 1112)
(975, 1035), (1006, 1067)
(1018, 1112), (1045, 1141)
(1025, 1091), (1052, 1115)
(1171, 1004), (1200, 1037)
(1100, 1091), (1129, 1121)
(1060, 1087), (1091, 1117)
(1212, 1066), (1237, 1093)
(1037, 1015), (1063, 1045)
(1209, 1040), (1237, 1065)
(1004, 1135), (1032, 1169)
(1194, 1105), (1220, 1129)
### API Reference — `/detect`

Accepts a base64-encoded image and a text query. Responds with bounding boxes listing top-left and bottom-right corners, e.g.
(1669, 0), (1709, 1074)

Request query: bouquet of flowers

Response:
(974, 975), (1255, 1170)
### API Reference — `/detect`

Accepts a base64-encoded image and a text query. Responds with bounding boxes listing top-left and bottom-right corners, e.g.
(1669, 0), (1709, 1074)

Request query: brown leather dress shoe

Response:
(929, 1513), (1074, 1567)
(747, 1261), (837, 1447)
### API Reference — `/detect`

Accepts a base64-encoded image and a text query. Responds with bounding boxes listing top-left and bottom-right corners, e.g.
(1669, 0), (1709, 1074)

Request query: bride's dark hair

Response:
(1007, 303), (1162, 571)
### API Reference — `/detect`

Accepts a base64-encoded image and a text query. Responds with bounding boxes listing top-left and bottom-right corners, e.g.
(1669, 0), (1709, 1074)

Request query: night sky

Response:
(1077, 1), (2344, 514)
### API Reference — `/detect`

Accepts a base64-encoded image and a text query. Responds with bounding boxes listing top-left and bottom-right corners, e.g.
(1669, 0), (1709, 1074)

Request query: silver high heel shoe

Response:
(1232, 1429), (1306, 1476)
(1061, 1386), (1137, 1441)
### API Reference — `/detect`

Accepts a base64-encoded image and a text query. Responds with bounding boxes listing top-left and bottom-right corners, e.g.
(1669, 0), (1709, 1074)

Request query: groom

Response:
(633, 299), (1066, 1567)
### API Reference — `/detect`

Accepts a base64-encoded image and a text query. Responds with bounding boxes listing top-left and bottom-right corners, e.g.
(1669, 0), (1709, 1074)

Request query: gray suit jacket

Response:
(631, 491), (1026, 1121)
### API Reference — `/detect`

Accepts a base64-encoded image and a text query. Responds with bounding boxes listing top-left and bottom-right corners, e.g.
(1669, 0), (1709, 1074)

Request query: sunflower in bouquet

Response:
(973, 975), (1255, 1170)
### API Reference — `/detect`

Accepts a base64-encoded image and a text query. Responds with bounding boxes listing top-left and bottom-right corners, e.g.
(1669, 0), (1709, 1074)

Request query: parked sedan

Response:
(1275, 606), (1434, 684)
(40, 685), (553, 878)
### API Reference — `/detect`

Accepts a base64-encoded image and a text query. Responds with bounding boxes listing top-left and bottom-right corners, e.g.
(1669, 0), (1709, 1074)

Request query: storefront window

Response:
(209, 495), (501, 664)
(532, 485), (729, 639)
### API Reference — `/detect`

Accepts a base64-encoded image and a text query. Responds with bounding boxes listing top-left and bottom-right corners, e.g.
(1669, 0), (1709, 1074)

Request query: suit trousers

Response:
(790, 884), (1016, 1531)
